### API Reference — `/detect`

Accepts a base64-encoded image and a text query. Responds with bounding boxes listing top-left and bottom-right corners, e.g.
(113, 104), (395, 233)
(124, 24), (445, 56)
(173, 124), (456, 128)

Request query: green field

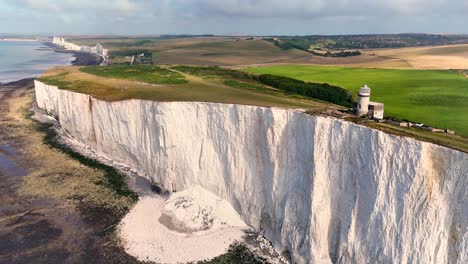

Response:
(246, 65), (468, 136)
(80, 65), (187, 85)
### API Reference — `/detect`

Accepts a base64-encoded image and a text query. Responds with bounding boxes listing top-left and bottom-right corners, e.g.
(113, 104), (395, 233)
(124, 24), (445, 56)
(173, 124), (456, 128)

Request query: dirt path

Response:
(0, 80), (139, 264)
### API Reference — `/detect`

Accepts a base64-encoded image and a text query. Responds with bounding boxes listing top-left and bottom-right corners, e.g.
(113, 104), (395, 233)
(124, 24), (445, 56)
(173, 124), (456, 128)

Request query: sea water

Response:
(0, 41), (74, 84)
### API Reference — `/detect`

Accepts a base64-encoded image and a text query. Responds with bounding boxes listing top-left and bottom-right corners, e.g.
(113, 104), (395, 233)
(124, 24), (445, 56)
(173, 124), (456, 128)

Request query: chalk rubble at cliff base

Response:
(32, 106), (261, 263)
(118, 186), (248, 263)
(34, 80), (468, 264)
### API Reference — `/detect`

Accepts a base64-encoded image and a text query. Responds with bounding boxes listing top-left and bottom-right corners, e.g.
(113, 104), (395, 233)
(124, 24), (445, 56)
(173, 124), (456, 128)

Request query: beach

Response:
(0, 42), (138, 263)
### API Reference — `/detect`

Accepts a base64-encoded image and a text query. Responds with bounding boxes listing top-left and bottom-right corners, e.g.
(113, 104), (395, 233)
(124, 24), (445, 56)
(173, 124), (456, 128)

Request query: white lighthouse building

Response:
(357, 84), (371, 116)
(355, 84), (384, 120)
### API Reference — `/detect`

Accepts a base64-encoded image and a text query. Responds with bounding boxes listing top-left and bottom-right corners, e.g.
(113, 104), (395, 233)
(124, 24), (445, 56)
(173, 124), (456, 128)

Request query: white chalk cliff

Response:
(35, 80), (467, 264)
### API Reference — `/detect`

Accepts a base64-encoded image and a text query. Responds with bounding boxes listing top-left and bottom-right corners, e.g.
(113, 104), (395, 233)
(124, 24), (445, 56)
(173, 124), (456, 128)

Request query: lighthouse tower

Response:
(356, 84), (371, 116)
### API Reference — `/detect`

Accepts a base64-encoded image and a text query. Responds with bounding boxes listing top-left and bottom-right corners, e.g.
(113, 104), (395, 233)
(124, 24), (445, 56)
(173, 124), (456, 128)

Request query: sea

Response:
(0, 40), (74, 84)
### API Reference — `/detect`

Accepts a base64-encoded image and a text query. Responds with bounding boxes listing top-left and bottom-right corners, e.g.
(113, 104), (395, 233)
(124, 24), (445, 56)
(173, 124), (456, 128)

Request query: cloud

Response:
(182, 0), (467, 18)
(3, 0), (467, 20)
(6, 0), (145, 13)
(0, 0), (466, 34)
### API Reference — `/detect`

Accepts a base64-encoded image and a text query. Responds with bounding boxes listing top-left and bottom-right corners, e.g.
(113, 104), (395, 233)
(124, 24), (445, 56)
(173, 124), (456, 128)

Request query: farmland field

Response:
(66, 35), (468, 69)
(361, 44), (468, 69)
(65, 36), (397, 67)
(246, 65), (468, 136)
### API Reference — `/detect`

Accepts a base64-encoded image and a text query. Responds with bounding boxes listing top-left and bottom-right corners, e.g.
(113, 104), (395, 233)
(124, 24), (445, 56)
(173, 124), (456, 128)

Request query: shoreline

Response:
(0, 38), (39, 42)
(1, 77), (37, 87)
(1, 42), (102, 86)
(42, 42), (103, 66)
(0, 79), (141, 263)
(32, 100), (286, 263)
(1, 79), (279, 263)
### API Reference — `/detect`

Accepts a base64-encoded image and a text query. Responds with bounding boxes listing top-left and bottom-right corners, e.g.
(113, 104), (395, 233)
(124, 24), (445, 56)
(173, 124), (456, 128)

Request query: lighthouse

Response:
(354, 84), (384, 119)
(356, 84), (371, 116)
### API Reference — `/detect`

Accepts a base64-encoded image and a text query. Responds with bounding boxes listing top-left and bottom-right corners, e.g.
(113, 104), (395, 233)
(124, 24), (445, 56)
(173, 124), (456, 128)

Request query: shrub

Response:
(198, 243), (266, 264)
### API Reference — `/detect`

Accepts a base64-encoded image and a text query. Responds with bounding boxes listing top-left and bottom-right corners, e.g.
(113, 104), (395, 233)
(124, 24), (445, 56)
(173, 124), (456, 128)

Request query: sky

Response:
(0, 0), (467, 35)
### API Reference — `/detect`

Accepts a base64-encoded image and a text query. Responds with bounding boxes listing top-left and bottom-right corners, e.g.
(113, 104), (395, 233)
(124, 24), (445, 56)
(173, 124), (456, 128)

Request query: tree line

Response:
(258, 74), (353, 107)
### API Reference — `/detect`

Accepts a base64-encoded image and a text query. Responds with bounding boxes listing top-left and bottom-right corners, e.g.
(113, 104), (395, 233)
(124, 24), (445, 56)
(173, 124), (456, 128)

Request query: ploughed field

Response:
(246, 65), (468, 137)
(361, 44), (468, 69)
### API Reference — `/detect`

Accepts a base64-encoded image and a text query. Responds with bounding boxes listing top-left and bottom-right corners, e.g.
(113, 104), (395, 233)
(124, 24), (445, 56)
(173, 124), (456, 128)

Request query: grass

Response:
(80, 65), (188, 85)
(198, 243), (266, 264)
(69, 36), (310, 66)
(38, 65), (467, 151)
(3, 88), (137, 221)
(337, 117), (468, 153)
(153, 39), (310, 66)
(246, 65), (468, 136)
(224, 80), (268, 92)
(37, 72), (72, 87)
(38, 66), (331, 110)
(67, 36), (468, 69)
(367, 122), (468, 154)
(172, 66), (349, 106)
(38, 123), (138, 202)
(173, 65), (254, 80)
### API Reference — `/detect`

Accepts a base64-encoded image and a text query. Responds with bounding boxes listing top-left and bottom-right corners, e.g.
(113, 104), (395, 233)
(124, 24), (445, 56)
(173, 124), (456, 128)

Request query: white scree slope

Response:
(119, 186), (248, 263)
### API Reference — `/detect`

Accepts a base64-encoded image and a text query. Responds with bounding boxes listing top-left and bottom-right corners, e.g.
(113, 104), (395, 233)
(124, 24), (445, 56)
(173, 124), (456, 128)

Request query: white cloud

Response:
(5, 0), (147, 14)
(0, 0), (466, 34)
(177, 0), (467, 18)
(23, 0), (52, 9)
(4, 0), (467, 19)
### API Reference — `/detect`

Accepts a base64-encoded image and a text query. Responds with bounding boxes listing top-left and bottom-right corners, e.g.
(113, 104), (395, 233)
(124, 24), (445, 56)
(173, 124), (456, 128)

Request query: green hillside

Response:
(246, 65), (468, 136)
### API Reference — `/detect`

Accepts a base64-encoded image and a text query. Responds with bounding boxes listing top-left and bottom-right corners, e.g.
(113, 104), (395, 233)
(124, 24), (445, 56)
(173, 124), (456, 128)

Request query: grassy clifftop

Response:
(36, 64), (468, 153)
(37, 65), (333, 110)
(80, 65), (188, 85)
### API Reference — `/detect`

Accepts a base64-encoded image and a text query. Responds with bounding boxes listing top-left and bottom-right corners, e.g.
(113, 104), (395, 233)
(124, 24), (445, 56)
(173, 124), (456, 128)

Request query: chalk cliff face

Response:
(35, 80), (467, 264)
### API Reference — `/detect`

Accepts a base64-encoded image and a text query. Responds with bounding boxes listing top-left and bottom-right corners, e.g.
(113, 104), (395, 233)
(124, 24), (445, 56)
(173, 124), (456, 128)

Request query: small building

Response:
(368, 102), (384, 120)
(354, 84), (384, 120)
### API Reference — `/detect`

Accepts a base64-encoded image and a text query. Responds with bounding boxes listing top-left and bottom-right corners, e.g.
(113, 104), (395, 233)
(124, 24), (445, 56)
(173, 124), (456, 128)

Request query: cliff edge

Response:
(35, 80), (467, 264)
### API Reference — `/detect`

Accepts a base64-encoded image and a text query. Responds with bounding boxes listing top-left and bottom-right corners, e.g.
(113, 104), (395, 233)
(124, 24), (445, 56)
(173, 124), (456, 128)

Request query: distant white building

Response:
(355, 84), (384, 120)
